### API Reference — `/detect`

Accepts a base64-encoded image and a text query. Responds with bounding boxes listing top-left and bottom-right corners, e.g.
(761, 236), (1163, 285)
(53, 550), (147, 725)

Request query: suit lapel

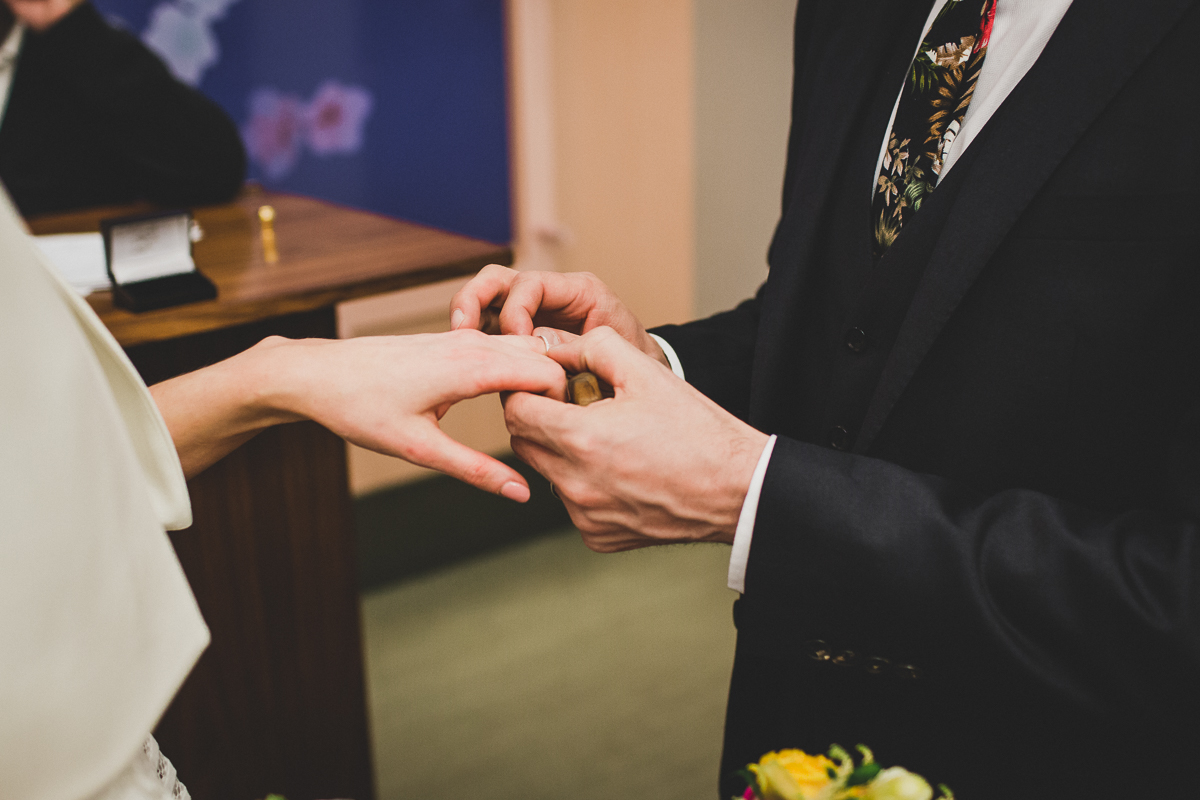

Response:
(854, 0), (1198, 453)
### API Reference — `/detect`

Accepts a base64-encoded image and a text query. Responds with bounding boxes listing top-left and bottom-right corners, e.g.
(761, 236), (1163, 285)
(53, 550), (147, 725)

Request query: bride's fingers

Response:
(399, 423), (532, 501)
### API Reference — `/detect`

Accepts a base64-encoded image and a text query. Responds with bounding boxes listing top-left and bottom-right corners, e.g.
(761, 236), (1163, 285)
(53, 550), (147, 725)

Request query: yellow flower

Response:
(750, 750), (836, 800)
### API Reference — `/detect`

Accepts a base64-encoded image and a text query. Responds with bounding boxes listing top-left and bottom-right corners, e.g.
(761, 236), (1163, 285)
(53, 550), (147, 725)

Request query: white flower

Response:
(176, 0), (241, 22)
(142, 3), (219, 86)
(864, 767), (933, 800)
(140, 0), (243, 86)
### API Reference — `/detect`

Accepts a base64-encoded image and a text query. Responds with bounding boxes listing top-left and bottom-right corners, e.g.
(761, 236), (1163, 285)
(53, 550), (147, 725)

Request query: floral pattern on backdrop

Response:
(243, 82), (375, 179)
(141, 0), (242, 86)
(96, 0), (512, 244)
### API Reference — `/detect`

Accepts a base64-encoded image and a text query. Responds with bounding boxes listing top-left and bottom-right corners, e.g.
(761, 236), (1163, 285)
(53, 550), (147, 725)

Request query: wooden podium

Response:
(30, 190), (511, 800)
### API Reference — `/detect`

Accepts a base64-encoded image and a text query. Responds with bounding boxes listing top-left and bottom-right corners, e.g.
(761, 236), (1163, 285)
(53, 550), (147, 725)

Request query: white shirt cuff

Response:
(649, 333), (686, 379)
(728, 434), (777, 593)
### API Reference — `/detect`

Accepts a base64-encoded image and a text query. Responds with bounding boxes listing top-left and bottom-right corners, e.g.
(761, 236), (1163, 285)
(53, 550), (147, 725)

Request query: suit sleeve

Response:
(743, 405), (1200, 726)
(26, 2), (245, 207)
(649, 291), (762, 422)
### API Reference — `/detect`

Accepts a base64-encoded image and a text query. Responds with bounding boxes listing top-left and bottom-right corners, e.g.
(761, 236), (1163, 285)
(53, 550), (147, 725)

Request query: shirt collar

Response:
(0, 22), (25, 73)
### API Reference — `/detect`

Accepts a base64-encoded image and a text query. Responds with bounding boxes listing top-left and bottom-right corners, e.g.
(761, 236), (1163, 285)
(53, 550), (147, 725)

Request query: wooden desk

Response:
(30, 190), (511, 800)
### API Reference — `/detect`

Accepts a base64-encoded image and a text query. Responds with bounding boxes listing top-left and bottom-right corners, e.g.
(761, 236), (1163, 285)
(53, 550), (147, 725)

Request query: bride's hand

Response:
(151, 330), (567, 500)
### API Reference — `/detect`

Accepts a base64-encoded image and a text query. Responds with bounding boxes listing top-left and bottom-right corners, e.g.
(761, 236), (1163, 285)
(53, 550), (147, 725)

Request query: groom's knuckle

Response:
(571, 485), (604, 509)
(502, 399), (526, 426)
(563, 429), (596, 457)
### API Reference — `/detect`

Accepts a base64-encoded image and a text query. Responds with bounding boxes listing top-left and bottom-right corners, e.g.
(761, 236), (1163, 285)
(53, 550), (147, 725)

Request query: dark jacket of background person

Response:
(652, 0), (1200, 797)
(0, 2), (245, 217)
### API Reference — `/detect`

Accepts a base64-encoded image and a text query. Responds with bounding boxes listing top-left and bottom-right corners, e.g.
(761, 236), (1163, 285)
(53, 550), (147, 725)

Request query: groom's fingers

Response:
(450, 264), (517, 331)
(496, 275), (550, 336)
(499, 271), (609, 336)
(503, 391), (576, 454)
(543, 326), (651, 392)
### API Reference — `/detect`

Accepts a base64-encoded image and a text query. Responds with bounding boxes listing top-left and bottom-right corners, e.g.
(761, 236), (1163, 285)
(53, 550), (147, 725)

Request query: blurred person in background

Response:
(0, 0), (244, 218)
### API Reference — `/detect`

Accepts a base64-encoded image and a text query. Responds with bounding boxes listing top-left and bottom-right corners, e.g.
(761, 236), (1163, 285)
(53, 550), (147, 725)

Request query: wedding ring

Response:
(549, 483), (559, 498)
(537, 333), (552, 354)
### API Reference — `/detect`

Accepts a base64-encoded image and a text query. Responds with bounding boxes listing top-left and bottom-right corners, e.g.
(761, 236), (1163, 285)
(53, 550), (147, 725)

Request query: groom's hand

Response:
(504, 327), (768, 551)
(450, 265), (671, 368)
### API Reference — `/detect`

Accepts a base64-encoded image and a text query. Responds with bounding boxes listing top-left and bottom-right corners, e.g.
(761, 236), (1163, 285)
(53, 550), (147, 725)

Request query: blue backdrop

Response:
(94, 0), (512, 244)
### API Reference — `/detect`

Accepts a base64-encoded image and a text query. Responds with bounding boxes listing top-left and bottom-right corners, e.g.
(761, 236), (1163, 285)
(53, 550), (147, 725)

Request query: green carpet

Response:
(361, 529), (738, 800)
(354, 456), (571, 591)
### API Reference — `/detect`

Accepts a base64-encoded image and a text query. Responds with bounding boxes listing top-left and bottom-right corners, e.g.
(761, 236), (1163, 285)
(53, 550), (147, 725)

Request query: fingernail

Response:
(450, 309), (465, 330)
(500, 481), (529, 502)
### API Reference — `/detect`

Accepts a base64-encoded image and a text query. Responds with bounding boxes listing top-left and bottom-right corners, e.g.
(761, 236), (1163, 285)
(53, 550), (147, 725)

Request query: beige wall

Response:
(693, 0), (796, 318)
(545, 0), (696, 330)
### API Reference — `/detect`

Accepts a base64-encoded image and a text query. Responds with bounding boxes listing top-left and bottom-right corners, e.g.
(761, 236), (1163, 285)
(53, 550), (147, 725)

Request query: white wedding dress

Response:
(85, 739), (190, 800)
(0, 186), (210, 800)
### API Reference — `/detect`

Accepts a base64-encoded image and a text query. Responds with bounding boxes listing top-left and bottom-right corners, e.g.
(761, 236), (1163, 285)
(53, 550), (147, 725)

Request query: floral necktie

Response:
(872, 0), (997, 257)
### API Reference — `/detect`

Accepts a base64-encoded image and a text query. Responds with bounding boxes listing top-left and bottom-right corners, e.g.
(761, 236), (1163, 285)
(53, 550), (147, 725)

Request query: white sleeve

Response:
(728, 434), (778, 593)
(649, 332), (686, 379)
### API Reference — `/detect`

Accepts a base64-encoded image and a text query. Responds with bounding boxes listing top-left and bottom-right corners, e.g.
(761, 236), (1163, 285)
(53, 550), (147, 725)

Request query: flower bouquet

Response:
(736, 745), (952, 800)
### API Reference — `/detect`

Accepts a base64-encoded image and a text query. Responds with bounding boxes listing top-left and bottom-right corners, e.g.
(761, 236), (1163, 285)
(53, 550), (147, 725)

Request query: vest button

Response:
(829, 425), (851, 450)
(844, 327), (868, 353)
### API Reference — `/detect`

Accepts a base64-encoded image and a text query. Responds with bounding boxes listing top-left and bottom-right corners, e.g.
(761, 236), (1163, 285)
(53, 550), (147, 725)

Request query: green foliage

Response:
(845, 762), (882, 787)
(909, 55), (938, 96)
(736, 767), (760, 797)
(904, 178), (932, 214)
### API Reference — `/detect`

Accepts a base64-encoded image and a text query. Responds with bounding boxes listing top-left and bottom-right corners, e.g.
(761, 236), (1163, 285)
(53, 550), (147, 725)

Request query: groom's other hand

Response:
(450, 265), (670, 368)
(504, 327), (768, 552)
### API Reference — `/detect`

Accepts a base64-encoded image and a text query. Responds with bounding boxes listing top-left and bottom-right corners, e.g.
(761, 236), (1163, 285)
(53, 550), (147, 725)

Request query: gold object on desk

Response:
(567, 372), (603, 406)
(258, 204), (279, 263)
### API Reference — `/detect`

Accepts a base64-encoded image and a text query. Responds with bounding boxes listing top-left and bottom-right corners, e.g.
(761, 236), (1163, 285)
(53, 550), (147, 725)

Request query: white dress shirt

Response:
(657, 0), (1076, 593)
(0, 21), (24, 128)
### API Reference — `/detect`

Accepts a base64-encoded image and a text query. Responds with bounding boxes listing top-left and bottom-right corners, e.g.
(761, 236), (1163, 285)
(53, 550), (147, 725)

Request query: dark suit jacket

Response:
(654, 1), (1200, 796)
(0, 3), (245, 218)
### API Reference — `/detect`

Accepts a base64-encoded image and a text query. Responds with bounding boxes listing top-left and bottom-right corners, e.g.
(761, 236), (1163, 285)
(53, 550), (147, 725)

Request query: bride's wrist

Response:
(231, 336), (312, 430)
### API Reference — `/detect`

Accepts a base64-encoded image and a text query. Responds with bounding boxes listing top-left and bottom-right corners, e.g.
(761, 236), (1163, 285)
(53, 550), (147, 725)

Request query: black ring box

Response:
(101, 210), (217, 313)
